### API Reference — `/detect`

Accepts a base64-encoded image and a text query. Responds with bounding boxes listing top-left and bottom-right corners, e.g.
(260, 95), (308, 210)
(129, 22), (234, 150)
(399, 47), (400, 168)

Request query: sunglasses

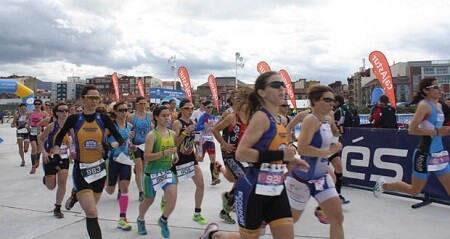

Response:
(57, 109), (69, 113)
(321, 97), (336, 103)
(76, 110), (83, 112)
(83, 95), (101, 101)
(265, 81), (286, 89)
(206, 106), (213, 109)
(426, 84), (441, 90)
(117, 109), (128, 113)
(280, 104), (289, 107)
(34, 103), (42, 105)
(181, 107), (194, 110)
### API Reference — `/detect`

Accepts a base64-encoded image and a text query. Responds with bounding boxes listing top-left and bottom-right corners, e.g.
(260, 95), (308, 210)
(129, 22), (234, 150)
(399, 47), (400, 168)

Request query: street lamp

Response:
(235, 52), (245, 89)
(168, 55), (177, 90)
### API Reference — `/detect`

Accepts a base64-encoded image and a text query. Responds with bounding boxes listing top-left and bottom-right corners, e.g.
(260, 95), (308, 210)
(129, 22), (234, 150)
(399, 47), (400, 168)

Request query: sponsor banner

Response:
(112, 72), (120, 101)
(279, 69), (297, 110)
(149, 88), (186, 99)
(177, 66), (193, 102)
(341, 128), (450, 201)
(207, 74), (220, 111)
(257, 61), (271, 74)
(369, 51), (396, 106)
(137, 78), (145, 97)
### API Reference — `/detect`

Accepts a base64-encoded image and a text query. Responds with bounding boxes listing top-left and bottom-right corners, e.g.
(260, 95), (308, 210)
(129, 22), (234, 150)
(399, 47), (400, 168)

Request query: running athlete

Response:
(172, 99), (208, 225)
(212, 86), (252, 225)
(29, 99), (48, 174)
(285, 84), (344, 239)
(374, 77), (450, 198)
(235, 71), (299, 239)
(38, 102), (70, 219)
(11, 103), (30, 167)
(127, 96), (153, 202)
(195, 100), (221, 186)
(104, 101), (134, 231)
(53, 85), (124, 239)
(137, 105), (178, 238)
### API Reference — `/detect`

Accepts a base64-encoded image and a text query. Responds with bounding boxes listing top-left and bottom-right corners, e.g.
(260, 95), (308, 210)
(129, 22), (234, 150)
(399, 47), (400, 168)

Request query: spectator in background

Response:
(0, 110), (4, 124)
(369, 95), (398, 129)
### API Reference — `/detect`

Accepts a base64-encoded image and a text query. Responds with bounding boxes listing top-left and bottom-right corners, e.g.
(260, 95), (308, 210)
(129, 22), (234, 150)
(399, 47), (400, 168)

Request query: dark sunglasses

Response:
(280, 104), (289, 107)
(57, 109), (69, 113)
(321, 97), (336, 103)
(426, 84), (441, 90)
(265, 81), (286, 89)
(117, 109), (128, 113)
(34, 103), (42, 105)
(83, 95), (101, 101)
(181, 107), (194, 110)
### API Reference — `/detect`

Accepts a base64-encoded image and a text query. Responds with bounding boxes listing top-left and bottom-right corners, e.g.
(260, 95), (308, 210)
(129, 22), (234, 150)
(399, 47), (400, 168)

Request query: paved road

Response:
(0, 123), (448, 239)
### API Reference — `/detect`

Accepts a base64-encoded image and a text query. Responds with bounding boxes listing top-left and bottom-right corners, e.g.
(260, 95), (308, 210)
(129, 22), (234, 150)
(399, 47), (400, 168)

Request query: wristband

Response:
(258, 150), (284, 163)
(182, 132), (188, 136)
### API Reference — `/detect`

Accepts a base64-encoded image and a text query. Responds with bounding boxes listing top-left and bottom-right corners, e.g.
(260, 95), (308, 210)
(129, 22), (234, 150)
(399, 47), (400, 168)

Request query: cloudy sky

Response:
(1, 0), (449, 88)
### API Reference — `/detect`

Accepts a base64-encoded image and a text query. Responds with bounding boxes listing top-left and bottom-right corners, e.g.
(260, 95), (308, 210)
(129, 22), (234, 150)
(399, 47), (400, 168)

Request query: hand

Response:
(222, 143), (236, 153)
(42, 153), (49, 164)
(172, 153), (179, 164)
(129, 144), (136, 152)
(185, 125), (195, 134)
(330, 142), (343, 155)
(111, 142), (119, 148)
(283, 145), (297, 162)
(163, 147), (178, 157)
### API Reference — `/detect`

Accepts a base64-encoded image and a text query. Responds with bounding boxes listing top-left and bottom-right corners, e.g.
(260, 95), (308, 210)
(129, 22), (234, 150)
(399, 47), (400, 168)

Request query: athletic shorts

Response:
(222, 154), (247, 179)
(16, 132), (29, 140)
(201, 141), (215, 157)
(43, 156), (70, 176)
(143, 170), (177, 199)
(328, 151), (341, 163)
(134, 148), (144, 160)
(412, 149), (450, 179)
(171, 153), (198, 174)
(29, 134), (38, 142)
(234, 168), (292, 230)
(285, 173), (338, 210)
(107, 158), (132, 186)
(72, 162), (106, 194)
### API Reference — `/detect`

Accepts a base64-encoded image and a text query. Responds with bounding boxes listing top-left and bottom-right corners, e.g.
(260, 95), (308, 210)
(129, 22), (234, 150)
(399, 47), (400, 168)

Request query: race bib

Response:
(79, 159), (106, 183)
(429, 150), (450, 171)
(30, 127), (38, 136)
(255, 163), (286, 196)
(202, 135), (214, 142)
(113, 152), (135, 166)
(60, 144), (69, 159)
(175, 161), (195, 180)
(17, 128), (28, 134)
(150, 170), (173, 190)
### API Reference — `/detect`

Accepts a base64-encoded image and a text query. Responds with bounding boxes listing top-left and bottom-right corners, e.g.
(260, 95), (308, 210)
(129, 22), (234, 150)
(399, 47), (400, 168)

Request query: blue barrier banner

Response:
(341, 128), (450, 201)
(0, 80), (18, 93)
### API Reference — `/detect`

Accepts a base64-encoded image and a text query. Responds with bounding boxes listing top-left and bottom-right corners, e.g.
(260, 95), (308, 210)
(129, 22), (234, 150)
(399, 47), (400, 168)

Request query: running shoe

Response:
(260, 221), (267, 236)
(138, 191), (144, 202)
(29, 166), (36, 174)
(20, 161), (25, 167)
(65, 189), (78, 210)
(53, 208), (64, 219)
(314, 209), (331, 224)
(158, 217), (170, 238)
(373, 177), (386, 198)
(117, 218), (132, 231)
(219, 210), (236, 224)
(211, 178), (221, 186)
(160, 195), (166, 213)
(221, 192), (233, 212)
(198, 222), (219, 239)
(193, 213), (208, 225)
(136, 218), (147, 235)
(339, 195), (350, 204)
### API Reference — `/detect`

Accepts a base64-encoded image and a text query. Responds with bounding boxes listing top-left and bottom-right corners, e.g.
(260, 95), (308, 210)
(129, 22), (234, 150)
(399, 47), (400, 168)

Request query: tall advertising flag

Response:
(112, 72), (120, 101)
(137, 77), (145, 97)
(369, 51), (396, 107)
(279, 69), (297, 110)
(207, 75), (220, 111)
(177, 66), (193, 101)
(257, 61), (272, 74)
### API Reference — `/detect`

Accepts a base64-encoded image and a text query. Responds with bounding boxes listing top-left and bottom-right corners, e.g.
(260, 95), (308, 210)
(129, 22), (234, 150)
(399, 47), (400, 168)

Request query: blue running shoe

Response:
(136, 218), (147, 235)
(158, 217), (170, 238)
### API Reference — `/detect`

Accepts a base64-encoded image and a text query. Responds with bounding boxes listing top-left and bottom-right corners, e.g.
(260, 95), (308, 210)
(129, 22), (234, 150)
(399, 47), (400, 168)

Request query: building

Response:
(86, 74), (162, 103)
(196, 77), (249, 106)
(50, 77), (86, 101)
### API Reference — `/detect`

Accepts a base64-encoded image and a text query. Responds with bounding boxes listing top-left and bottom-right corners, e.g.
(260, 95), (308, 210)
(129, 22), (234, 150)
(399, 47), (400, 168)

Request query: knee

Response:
(84, 207), (98, 218)
(330, 211), (344, 224)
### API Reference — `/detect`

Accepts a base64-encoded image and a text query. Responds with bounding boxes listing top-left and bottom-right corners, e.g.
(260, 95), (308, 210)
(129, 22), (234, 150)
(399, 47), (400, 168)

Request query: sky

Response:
(1, 0), (450, 89)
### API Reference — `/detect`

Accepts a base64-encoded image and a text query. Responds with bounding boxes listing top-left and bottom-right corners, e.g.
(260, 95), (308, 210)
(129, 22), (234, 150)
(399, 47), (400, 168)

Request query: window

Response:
(436, 67), (449, 74)
(424, 67), (435, 74)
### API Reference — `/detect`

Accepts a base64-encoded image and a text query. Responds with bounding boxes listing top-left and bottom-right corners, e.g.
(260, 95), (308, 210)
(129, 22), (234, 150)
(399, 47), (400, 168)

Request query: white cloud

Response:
(1, 0), (449, 88)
